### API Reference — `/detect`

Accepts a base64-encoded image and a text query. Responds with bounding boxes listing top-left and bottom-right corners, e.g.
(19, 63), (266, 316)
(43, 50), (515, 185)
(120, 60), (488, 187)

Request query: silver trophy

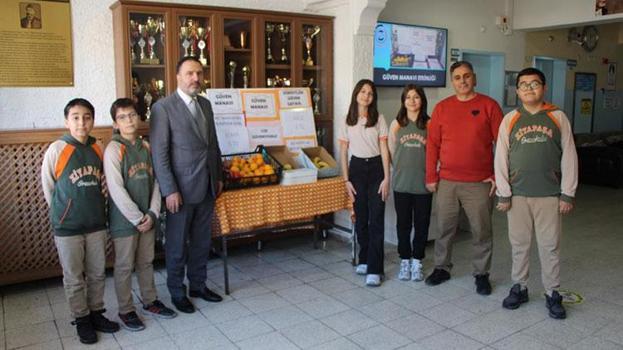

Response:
(228, 60), (237, 88)
(144, 91), (153, 120)
(129, 20), (139, 63)
(265, 23), (275, 64)
(242, 65), (250, 88)
(277, 24), (290, 63)
(313, 88), (320, 115)
(197, 26), (210, 66)
(138, 24), (147, 62)
(144, 17), (161, 64)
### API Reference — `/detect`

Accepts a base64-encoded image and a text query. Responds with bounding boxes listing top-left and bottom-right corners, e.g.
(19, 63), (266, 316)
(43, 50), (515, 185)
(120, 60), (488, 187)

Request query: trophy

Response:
(265, 23), (275, 64)
(143, 17), (161, 64)
(239, 31), (248, 49)
(138, 24), (147, 62)
(180, 26), (190, 57)
(312, 88), (321, 115)
(158, 18), (166, 55)
(196, 26), (210, 66)
(129, 20), (139, 63)
(277, 24), (290, 63)
(303, 26), (321, 66)
(188, 19), (197, 57)
(242, 65), (250, 88)
(266, 77), (274, 87)
(228, 60), (237, 88)
(144, 91), (153, 121)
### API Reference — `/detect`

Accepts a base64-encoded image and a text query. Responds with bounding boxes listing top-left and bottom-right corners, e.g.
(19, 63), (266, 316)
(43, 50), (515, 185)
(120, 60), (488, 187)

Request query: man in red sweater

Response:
(425, 61), (503, 295)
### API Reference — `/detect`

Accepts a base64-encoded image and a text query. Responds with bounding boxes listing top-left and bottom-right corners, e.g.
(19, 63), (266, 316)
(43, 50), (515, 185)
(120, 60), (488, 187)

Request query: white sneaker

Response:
(365, 274), (382, 286)
(355, 264), (367, 275)
(398, 259), (411, 281)
(410, 259), (423, 281)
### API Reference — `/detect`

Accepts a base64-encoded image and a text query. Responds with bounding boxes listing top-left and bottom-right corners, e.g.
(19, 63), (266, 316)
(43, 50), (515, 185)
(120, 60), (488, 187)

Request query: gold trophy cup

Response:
(242, 65), (250, 88)
(303, 26), (321, 66)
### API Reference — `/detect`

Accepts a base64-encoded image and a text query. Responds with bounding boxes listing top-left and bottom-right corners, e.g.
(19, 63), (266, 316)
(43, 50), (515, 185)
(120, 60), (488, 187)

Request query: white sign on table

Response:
(247, 123), (283, 147)
(206, 89), (243, 114)
(243, 92), (277, 119)
(279, 88), (310, 108)
(214, 114), (251, 154)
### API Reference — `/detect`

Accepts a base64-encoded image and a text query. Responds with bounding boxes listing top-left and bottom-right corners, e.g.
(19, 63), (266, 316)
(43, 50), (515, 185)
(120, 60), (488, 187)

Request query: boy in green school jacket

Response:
(494, 68), (578, 319)
(104, 98), (177, 332)
(41, 98), (120, 345)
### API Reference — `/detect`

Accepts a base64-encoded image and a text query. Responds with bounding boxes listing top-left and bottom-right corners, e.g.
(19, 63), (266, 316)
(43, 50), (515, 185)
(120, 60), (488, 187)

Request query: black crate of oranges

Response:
(222, 146), (282, 190)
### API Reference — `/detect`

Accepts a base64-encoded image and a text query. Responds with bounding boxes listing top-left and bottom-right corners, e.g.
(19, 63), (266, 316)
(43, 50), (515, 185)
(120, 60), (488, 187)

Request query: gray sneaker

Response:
(410, 260), (423, 281)
(365, 274), (382, 286)
(355, 264), (367, 275)
(398, 259), (411, 281)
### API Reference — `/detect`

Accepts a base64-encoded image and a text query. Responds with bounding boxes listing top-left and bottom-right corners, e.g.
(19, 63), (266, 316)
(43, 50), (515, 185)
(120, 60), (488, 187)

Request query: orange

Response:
(254, 169), (264, 176)
(249, 163), (258, 171)
(230, 165), (240, 172)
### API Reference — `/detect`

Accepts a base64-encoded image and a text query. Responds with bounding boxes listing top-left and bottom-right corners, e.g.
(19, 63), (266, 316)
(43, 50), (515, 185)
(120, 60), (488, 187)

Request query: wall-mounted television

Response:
(373, 21), (448, 87)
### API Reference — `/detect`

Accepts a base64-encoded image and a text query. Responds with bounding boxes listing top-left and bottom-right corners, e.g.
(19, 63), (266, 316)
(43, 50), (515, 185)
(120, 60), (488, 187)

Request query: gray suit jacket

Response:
(150, 92), (222, 204)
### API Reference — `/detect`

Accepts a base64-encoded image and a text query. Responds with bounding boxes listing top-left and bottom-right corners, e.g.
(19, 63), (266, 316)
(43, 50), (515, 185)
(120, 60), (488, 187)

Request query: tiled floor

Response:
(2, 184), (623, 349)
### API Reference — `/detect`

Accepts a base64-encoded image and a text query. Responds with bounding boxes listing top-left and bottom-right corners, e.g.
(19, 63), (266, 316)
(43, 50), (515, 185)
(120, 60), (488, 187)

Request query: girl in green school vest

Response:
(388, 85), (432, 282)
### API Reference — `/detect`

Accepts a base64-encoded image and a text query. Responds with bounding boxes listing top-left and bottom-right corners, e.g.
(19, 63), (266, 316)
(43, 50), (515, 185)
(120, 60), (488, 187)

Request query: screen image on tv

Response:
(373, 21), (448, 87)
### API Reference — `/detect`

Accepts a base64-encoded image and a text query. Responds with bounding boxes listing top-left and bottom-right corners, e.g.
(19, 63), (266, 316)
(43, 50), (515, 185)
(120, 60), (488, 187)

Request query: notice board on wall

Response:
(0, 0), (74, 87)
(206, 88), (317, 155)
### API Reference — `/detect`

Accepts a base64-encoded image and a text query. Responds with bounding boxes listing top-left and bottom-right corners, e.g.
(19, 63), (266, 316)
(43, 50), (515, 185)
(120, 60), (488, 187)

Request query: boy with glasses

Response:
(494, 68), (578, 319)
(104, 98), (177, 331)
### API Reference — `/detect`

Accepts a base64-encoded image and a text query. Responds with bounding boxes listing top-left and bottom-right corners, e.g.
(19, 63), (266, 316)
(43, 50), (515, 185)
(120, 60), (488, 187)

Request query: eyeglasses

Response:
(116, 113), (139, 121)
(517, 81), (543, 91)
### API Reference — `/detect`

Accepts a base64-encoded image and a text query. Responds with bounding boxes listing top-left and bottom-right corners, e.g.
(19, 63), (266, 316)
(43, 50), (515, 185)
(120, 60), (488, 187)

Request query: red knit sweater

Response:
(426, 93), (503, 184)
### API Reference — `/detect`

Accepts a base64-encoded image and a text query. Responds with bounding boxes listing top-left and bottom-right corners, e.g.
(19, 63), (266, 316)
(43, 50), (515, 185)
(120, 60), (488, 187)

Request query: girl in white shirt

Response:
(338, 79), (390, 286)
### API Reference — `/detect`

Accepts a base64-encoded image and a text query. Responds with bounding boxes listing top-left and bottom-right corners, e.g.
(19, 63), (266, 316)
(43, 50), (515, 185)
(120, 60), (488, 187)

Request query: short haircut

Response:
(109, 98), (136, 122)
(516, 67), (546, 87)
(25, 4), (35, 11)
(64, 98), (94, 119)
(450, 60), (474, 74)
(176, 56), (201, 73)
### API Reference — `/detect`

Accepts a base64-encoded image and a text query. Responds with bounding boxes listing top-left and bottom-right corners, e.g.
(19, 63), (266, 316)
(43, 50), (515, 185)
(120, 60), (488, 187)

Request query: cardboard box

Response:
(266, 146), (317, 185)
(301, 146), (339, 178)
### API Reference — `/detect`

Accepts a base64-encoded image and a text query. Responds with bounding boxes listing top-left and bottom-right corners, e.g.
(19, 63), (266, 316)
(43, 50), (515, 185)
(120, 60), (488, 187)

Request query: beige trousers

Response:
(54, 229), (107, 318)
(113, 229), (157, 314)
(507, 196), (562, 293)
(434, 180), (493, 275)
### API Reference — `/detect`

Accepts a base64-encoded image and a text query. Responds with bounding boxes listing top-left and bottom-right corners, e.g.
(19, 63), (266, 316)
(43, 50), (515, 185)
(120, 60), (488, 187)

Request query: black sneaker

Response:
(475, 273), (492, 295)
(546, 291), (567, 319)
(71, 315), (97, 344)
(143, 300), (178, 319)
(90, 309), (120, 333)
(425, 268), (451, 286)
(502, 284), (529, 309)
(119, 311), (146, 332)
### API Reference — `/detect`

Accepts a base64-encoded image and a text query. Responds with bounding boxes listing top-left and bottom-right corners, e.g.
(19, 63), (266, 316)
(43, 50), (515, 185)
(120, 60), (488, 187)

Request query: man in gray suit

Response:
(150, 56), (223, 313)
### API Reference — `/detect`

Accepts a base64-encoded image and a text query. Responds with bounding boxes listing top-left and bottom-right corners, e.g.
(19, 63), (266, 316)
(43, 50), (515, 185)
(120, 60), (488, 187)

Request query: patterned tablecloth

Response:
(213, 177), (351, 236)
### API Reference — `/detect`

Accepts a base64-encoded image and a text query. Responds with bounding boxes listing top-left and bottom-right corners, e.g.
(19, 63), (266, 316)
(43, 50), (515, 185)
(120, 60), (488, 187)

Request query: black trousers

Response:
(349, 155), (385, 275)
(165, 192), (215, 298)
(394, 191), (432, 260)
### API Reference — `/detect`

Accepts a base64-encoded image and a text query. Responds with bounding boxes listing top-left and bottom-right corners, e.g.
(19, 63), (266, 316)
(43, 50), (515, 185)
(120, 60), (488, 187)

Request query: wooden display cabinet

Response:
(111, 1), (334, 152)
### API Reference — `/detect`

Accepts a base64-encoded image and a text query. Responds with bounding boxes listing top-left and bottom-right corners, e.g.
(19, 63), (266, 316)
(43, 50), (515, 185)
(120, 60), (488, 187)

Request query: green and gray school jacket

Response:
(41, 134), (107, 236)
(494, 103), (578, 203)
(388, 119), (429, 194)
(104, 135), (161, 238)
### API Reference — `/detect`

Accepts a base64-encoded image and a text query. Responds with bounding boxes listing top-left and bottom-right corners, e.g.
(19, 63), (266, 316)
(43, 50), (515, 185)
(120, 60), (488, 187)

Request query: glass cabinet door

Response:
(264, 20), (293, 88)
(300, 22), (326, 118)
(223, 17), (253, 89)
(128, 11), (167, 121)
(176, 14), (212, 93)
